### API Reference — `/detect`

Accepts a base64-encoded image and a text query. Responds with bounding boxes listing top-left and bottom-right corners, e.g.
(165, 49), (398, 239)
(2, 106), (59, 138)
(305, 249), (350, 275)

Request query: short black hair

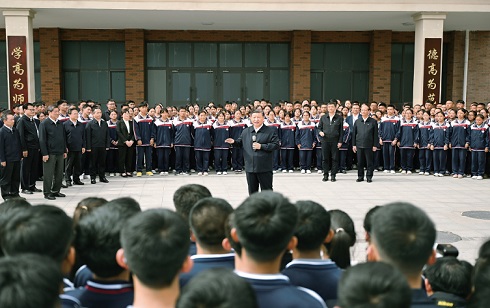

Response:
(363, 206), (382, 235)
(0, 205), (73, 263)
(0, 199), (32, 257)
(424, 257), (473, 298)
(337, 262), (411, 308)
(294, 200), (331, 251)
(232, 191), (298, 262)
(326, 209), (356, 269)
(57, 99), (67, 107)
(469, 253), (490, 308)
(189, 197), (233, 251)
(173, 184), (212, 221)
(74, 199), (141, 278)
(177, 268), (258, 308)
(121, 209), (190, 288)
(73, 197), (107, 227)
(371, 202), (436, 276)
(0, 253), (63, 308)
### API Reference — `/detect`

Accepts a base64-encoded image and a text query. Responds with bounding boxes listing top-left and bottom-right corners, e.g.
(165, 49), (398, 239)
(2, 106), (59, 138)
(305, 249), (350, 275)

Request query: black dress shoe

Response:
(31, 187), (42, 192)
(331, 177), (336, 182)
(356, 178), (364, 182)
(100, 178), (109, 183)
(61, 184), (68, 188)
(66, 181), (73, 187)
(73, 181), (84, 185)
(127, 173), (133, 177)
(53, 192), (66, 197)
(367, 178), (373, 183)
(21, 189), (33, 194)
(342, 170), (347, 174)
(91, 179), (96, 184)
(44, 194), (56, 200)
(322, 176), (329, 182)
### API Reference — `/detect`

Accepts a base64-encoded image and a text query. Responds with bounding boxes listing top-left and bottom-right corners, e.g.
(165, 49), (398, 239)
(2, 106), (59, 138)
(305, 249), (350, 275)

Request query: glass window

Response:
(245, 43), (267, 67)
(219, 43), (242, 68)
(194, 43), (217, 67)
(270, 44), (289, 68)
(147, 43), (166, 68)
(169, 43), (192, 67)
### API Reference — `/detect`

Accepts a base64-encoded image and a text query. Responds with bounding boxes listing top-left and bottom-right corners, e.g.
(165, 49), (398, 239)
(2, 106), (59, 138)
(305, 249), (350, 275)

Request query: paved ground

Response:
(23, 170), (489, 264)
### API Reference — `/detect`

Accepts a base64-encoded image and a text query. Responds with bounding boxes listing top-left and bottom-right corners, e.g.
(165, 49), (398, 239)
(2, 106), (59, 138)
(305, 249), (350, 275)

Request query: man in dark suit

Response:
(39, 105), (67, 200)
(0, 112), (23, 200)
(345, 103), (360, 170)
(103, 99), (118, 122)
(225, 110), (279, 195)
(64, 108), (86, 186)
(16, 103), (41, 194)
(116, 109), (135, 177)
(85, 107), (110, 184)
(352, 104), (378, 183)
(318, 100), (344, 182)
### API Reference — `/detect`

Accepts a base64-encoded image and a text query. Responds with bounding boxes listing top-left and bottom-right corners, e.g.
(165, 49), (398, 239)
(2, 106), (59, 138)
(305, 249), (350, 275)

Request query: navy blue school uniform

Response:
(469, 123), (489, 177)
(339, 120), (351, 172)
(429, 292), (466, 308)
(58, 113), (70, 123)
(449, 119), (470, 176)
(265, 119), (281, 171)
(173, 117), (194, 174)
(64, 279), (133, 308)
(106, 120), (118, 174)
(282, 259), (341, 307)
(379, 115), (400, 171)
(280, 120), (296, 172)
(180, 253), (235, 287)
(418, 121), (434, 173)
(133, 113), (154, 172)
(73, 264), (93, 288)
(236, 271), (327, 308)
(432, 121), (450, 175)
(296, 121), (317, 171)
(154, 118), (174, 173)
(212, 121), (230, 173)
(228, 118), (249, 172)
(396, 118), (419, 172)
(411, 288), (439, 308)
(193, 119), (213, 173)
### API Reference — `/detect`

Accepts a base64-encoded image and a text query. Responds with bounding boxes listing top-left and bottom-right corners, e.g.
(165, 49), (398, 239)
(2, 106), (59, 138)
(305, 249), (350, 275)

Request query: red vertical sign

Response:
(8, 36), (28, 109)
(423, 38), (442, 105)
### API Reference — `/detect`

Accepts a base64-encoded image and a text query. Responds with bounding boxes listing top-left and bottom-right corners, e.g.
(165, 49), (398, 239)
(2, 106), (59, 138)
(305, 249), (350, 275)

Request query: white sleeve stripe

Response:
(297, 286), (328, 308)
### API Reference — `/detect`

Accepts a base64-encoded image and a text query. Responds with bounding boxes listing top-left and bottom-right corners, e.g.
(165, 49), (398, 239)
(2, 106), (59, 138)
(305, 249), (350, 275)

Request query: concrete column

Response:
(412, 12), (446, 105)
(3, 9), (36, 105)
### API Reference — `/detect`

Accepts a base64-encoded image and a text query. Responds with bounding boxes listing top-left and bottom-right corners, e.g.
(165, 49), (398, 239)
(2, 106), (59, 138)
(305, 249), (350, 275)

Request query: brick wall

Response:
(446, 31), (465, 102)
(369, 30), (392, 103)
(125, 29), (145, 102)
(467, 31), (490, 103)
(290, 30), (311, 102)
(39, 28), (61, 104)
(60, 29), (124, 41)
(311, 31), (371, 43)
(146, 30), (290, 42)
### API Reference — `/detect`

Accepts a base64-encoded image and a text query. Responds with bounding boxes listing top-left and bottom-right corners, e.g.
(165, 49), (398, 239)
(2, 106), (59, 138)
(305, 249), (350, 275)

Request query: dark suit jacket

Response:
(346, 114), (360, 129)
(116, 120), (135, 146)
(85, 119), (110, 150)
(233, 125), (279, 173)
(63, 120), (86, 151)
(352, 117), (378, 149)
(317, 113), (344, 143)
(16, 115), (40, 151)
(0, 126), (22, 162)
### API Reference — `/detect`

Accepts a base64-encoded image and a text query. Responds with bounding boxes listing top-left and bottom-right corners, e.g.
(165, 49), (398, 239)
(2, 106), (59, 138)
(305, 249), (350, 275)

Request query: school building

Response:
(1, 1), (489, 109)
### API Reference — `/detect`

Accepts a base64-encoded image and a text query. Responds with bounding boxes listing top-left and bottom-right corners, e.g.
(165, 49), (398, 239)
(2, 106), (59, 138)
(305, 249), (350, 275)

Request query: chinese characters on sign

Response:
(7, 36), (28, 108)
(423, 38), (442, 105)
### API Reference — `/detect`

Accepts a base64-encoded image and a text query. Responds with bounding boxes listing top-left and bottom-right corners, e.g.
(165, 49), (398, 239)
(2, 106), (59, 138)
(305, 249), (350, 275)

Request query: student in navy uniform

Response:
(116, 109), (135, 177)
(17, 103), (42, 194)
(0, 254), (63, 308)
(431, 112), (450, 177)
(85, 107), (110, 184)
(345, 103), (360, 170)
(282, 200), (341, 307)
(120, 209), (193, 308)
(418, 111), (433, 175)
(177, 268), (258, 308)
(424, 257), (472, 308)
(395, 108), (419, 174)
(0, 112), (23, 200)
(469, 114), (489, 180)
(326, 209), (356, 269)
(296, 111), (317, 174)
(106, 110), (119, 177)
(339, 116), (351, 174)
(352, 104), (378, 183)
(212, 112), (230, 175)
(279, 112), (296, 173)
(173, 106), (194, 175)
(368, 202), (438, 308)
(379, 104), (400, 174)
(66, 199), (141, 308)
(231, 192), (326, 308)
(180, 197), (235, 287)
(78, 104), (92, 179)
(228, 110), (249, 173)
(153, 108), (174, 175)
(449, 109), (470, 178)
(57, 100), (70, 123)
(133, 102), (155, 177)
(63, 108), (85, 186)
(337, 262), (411, 308)
(193, 111), (213, 176)
(265, 110), (281, 173)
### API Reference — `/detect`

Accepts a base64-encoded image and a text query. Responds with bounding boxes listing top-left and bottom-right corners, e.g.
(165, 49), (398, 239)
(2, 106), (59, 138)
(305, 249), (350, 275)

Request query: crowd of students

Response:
(0, 184), (488, 308)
